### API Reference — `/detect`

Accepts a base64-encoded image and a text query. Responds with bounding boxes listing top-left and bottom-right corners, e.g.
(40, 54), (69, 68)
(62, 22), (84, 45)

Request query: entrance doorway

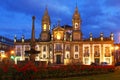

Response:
(56, 55), (61, 64)
(94, 58), (100, 64)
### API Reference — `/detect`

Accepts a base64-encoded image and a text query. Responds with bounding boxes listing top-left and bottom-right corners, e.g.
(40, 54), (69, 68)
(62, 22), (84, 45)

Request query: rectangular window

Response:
(106, 58), (110, 64)
(66, 45), (70, 51)
(56, 44), (62, 51)
(66, 53), (70, 59)
(85, 58), (89, 64)
(75, 54), (79, 59)
(50, 52), (53, 59)
(16, 47), (21, 56)
(43, 46), (46, 52)
(94, 46), (100, 57)
(84, 47), (89, 57)
(25, 45), (30, 51)
(75, 45), (78, 52)
(50, 45), (52, 51)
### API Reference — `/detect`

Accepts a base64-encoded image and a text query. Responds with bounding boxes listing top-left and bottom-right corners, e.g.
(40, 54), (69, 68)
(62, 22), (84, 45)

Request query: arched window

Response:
(43, 24), (47, 31)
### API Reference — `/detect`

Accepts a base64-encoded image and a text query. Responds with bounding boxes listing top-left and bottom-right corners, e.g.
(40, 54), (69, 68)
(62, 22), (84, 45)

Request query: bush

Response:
(0, 62), (115, 79)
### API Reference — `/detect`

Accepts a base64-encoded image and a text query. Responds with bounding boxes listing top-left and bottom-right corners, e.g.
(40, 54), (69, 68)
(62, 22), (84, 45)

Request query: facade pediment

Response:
(53, 26), (64, 31)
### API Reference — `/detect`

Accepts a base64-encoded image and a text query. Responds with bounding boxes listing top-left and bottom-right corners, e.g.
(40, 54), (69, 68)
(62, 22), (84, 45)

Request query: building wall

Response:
(14, 41), (114, 65)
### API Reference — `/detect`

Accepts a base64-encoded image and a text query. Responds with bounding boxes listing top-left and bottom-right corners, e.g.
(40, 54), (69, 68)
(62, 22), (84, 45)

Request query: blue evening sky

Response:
(0, 0), (120, 43)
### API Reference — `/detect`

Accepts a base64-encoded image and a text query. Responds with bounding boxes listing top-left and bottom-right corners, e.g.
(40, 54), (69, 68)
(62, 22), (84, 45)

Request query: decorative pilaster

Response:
(90, 44), (93, 63)
(101, 44), (103, 62)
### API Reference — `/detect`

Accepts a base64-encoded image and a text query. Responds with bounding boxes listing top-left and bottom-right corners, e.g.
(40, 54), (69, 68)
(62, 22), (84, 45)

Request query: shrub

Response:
(0, 62), (115, 79)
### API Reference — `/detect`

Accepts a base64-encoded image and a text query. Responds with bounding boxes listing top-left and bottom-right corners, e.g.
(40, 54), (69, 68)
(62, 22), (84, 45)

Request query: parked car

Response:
(101, 62), (108, 66)
(91, 62), (98, 66)
(115, 62), (120, 66)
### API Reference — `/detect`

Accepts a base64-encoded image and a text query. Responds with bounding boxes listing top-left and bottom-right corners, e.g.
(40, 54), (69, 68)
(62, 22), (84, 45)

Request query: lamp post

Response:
(10, 50), (15, 60)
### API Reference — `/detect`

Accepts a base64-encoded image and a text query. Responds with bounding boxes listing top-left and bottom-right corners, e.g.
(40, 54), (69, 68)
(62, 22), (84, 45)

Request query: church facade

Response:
(14, 7), (114, 65)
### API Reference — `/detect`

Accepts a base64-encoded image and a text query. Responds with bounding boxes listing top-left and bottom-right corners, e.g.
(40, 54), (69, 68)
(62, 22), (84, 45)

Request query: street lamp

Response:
(10, 50), (15, 60)
(1, 54), (7, 58)
(11, 50), (14, 54)
(115, 46), (119, 50)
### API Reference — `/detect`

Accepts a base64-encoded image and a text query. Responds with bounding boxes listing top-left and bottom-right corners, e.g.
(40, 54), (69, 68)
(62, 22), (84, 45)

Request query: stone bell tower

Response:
(72, 6), (82, 41)
(40, 7), (51, 41)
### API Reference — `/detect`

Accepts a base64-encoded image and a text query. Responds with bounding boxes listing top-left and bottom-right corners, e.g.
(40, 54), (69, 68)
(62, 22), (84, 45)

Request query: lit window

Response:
(56, 32), (61, 40)
(106, 58), (110, 64)
(85, 58), (89, 64)
(75, 54), (78, 58)
(66, 53), (70, 59)
(50, 52), (53, 58)
(43, 24), (47, 31)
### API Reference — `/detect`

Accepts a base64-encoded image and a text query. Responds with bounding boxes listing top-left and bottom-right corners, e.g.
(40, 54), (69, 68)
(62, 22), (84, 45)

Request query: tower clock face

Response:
(75, 23), (78, 29)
